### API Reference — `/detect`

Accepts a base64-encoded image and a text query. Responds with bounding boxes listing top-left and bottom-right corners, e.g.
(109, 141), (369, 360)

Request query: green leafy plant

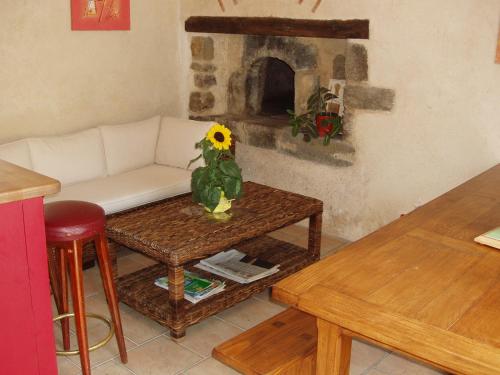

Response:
(287, 86), (343, 145)
(189, 124), (243, 212)
(307, 86), (336, 113)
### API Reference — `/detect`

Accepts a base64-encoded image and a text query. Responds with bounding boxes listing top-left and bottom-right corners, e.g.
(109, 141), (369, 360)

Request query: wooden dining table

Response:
(273, 164), (500, 375)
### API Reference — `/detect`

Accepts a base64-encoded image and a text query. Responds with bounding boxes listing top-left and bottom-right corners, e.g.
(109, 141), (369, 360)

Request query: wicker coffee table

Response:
(106, 181), (323, 338)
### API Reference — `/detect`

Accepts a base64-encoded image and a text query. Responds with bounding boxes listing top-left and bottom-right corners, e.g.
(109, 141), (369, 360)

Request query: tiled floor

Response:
(54, 225), (444, 375)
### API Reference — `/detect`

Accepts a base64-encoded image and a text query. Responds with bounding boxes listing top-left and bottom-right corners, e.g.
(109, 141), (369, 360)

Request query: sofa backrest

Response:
(28, 128), (107, 186)
(156, 116), (214, 170)
(99, 116), (160, 176)
(0, 115), (216, 185)
(0, 139), (33, 170)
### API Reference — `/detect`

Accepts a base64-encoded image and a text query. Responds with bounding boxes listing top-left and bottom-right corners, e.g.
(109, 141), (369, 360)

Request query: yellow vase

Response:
(204, 191), (232, 213)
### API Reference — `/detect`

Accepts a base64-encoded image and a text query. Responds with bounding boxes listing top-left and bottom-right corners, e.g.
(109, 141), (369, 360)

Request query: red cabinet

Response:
(0, 160), (60, 375)
(0, 197), (57, 374)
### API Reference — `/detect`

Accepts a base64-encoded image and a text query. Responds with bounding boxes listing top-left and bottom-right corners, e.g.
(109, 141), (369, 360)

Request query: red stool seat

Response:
(45, 201), (105, 242)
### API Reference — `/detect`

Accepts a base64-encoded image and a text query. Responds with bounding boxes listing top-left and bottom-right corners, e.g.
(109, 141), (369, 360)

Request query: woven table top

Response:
(106, 182), (323, 266)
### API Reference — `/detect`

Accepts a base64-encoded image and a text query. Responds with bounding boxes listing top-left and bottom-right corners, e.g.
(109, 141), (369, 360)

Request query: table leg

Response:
(308, 212), (322, 260)
(316, 319), (352, 375)
(168, 265), (186, 339)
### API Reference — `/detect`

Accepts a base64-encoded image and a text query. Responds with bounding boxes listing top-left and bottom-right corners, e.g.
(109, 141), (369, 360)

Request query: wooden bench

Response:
(213, 308), (317, 375)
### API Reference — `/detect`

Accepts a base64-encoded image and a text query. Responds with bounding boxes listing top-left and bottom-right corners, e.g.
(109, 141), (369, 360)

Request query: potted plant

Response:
(189, 124), (243, 214)
(287, 86), (343, 145)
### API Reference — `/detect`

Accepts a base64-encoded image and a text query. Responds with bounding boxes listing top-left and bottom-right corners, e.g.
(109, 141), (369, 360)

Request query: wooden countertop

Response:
(0, 160), (60, 204)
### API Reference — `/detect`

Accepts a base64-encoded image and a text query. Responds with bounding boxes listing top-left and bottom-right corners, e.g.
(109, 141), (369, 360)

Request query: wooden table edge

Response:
(271, 287), (299, 306)
(298, 286), (500, 375)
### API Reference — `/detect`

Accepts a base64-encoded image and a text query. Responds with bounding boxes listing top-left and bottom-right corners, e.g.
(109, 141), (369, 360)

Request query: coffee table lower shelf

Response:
(115, 235), (316, 334)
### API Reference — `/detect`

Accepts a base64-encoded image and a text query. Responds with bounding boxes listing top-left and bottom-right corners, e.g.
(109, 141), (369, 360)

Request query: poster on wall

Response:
(71, 0), (130, 30)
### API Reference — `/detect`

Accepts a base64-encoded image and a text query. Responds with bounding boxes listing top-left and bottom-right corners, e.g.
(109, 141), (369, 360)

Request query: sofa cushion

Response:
(0, 139), (32, 169)
(156, 116), (214, 170)
(100, 116), (160, 176)
(44, 164), (191, 214)
(28, 128), (107, 186)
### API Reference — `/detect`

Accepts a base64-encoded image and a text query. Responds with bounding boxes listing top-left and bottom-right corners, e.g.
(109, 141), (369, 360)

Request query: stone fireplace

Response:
(247, 57), (295, 116)
(188, 19), (395, 167)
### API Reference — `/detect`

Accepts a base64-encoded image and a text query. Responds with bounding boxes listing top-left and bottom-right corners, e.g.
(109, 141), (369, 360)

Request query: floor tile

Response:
(78, 265), (105, 297)
(49, 230), (447, 375)
(252, 287), (272, 302)
(253, 287), (289, 309)
(53, 288), (452, 375)
(51, 295), (60, 317)
(375, 352), (445, 374)
(269, 224), (349, 257)
(116, 256), (150, 277)
(78, 293), (167, 344)
(53, 319), (76, 353)
(321, 235), (349, 253)
(124, 335), (202, 375)
(50, 266), (102, 308)
(116, 246), (135, 258)
(365, 369), (390, 375)
(91, 360), (136, 375)
(349, 339), (389, 375)
(267, 227), (297, 244)
(118, 303), (168, 344)
(56, 357), (80, 375)
(321, 239), (349, 258)
(217, 297), (286, 330)
(64, 292), (113, 332)
(184, 357), (239, 375)
(180, 316), (243, 357)
(67, 324), (136, 369)
(124, 252), (158, 267)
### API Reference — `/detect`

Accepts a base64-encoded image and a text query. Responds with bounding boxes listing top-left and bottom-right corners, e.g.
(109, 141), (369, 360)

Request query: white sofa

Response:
(0, 116), (214, 214)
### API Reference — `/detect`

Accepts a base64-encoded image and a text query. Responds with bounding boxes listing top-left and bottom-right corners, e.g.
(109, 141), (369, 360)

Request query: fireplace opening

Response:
(260, 58), (295, 115)
(246, 57), (295, 117)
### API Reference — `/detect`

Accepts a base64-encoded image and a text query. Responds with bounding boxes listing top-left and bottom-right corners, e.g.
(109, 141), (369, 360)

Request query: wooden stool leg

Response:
(68, 240), (91, 375)
(316, 319), (351, 375)
(96, 233), (128, 363)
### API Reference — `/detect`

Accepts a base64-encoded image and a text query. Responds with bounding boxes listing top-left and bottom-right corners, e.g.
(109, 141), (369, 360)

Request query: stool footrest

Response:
(53, 312), (114, 356)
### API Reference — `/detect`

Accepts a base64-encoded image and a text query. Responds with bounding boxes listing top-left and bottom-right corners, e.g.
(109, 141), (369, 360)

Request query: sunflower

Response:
(206, 123), (232, 150)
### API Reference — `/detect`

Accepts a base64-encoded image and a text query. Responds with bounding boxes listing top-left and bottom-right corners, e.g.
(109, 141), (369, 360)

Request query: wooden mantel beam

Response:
(185, 17), (369, 39)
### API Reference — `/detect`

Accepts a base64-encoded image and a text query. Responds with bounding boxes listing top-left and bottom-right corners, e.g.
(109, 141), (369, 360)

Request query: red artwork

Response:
(71, 0), (130, 30)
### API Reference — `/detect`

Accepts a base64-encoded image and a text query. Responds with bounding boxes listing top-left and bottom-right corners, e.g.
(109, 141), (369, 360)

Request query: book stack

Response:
(195, 249), (280, 284)
(154, 271), (225, 304)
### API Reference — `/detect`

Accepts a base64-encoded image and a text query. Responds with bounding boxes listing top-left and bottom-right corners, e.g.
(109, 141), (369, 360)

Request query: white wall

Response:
(180, 0), (500, 239)
(0, 0), (183, 143)
(1, 0), (498, 240)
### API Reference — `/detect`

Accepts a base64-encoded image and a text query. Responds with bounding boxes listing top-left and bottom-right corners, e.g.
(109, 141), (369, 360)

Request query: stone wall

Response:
(188, 33), (395, 168)
(180, 0), (499, 241)
(189, 36), (217, 113)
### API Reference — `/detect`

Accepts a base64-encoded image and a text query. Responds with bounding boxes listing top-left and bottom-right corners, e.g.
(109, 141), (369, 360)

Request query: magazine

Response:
(154, 270), (225, 304)
(195, 249), (280, 284)
(474, 227), (500, 250)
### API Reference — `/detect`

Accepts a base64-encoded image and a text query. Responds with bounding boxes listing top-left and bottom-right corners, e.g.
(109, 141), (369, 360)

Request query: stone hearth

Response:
(188, 32), (395, 167)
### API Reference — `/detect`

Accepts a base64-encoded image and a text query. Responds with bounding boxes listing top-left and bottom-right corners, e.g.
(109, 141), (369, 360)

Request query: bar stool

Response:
(45, 201), (127, 375)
